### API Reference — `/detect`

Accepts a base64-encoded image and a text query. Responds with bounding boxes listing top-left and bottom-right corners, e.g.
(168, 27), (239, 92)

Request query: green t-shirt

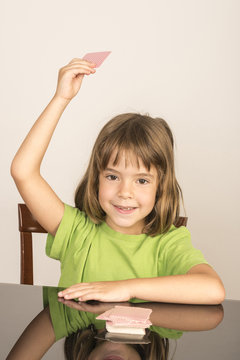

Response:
(46, 204), (207, 288)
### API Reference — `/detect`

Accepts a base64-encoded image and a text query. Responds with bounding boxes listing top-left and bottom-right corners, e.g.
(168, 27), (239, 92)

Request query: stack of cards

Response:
(96, 306), (152, 336)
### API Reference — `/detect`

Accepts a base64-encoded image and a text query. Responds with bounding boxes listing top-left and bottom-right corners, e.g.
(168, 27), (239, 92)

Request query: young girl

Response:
(11, 58), (225, 304)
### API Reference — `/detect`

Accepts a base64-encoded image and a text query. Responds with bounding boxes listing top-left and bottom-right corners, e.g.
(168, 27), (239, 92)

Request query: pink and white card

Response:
(96, 305), (152, 327)
(82, 51), (111, 67)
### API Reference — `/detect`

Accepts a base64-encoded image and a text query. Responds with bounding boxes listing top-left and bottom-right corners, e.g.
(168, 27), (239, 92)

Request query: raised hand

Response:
(58, 280), (133, 303)
(54, 58), (96, 101)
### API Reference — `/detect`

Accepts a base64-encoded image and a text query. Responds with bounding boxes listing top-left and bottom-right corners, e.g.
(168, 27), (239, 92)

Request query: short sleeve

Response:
(45, 203), (88, 262)
(159, 226), (208, 276)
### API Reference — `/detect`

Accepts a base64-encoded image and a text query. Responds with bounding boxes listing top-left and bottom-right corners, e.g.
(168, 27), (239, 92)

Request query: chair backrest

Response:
(17, 203), (188, 285)
(18, 203), (47, 285)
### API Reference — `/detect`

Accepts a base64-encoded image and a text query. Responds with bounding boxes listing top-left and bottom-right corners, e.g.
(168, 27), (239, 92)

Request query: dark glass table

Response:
(1, 283), (239, 359)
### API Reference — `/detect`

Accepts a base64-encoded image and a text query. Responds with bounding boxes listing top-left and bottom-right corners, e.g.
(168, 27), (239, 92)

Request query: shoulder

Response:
(158, 225), (191, 245)
(46, 203), (97, 261)
(60, 203), (95, 230)
(157, 226), (208, 275)
(57, 203), (100, 242)
(155, 225), (192, 260)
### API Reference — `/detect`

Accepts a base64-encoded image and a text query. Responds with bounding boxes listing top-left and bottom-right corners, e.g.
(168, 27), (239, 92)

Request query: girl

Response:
(11, 58), (225, 304)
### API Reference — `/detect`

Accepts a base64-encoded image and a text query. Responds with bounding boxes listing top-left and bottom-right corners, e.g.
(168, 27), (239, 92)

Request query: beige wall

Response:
(1, 0), (239, 299)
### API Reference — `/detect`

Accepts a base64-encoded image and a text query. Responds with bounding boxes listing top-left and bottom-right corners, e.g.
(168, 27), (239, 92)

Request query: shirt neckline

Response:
(100, 221), (148, 241)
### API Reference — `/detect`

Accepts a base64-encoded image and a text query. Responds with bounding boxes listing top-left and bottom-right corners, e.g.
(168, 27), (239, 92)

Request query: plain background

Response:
(0, 0), (239, 299)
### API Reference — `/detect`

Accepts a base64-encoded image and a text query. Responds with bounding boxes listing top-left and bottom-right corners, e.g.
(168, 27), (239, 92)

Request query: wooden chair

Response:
(18, 203), (188, 285)
(18, 203), (47, 285)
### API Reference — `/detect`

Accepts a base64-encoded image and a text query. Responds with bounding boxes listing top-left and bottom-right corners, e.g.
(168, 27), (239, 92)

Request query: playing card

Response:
(96, 305), (152, 327)
(82, 51), (111, 67)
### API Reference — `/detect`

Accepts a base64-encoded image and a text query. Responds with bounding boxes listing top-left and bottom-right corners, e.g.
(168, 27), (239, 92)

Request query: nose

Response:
(118, 180), (133, 199)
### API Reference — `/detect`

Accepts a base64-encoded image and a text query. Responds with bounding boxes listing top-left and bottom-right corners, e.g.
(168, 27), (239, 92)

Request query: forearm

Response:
(11, 95), (70, 181)
(127, 273), (225, 305)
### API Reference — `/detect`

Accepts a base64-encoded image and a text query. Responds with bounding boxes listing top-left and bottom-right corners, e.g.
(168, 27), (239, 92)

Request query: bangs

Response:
(96, 125), (158, 172)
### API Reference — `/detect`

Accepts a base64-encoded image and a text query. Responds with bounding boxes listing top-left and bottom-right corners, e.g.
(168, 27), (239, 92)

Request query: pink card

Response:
(82, 51), (111, 67)
(96, 305), (152, 327)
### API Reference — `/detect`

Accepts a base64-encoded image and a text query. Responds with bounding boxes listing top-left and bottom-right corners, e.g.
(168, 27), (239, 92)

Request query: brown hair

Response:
(64, 326), (170, 360)
(75, 113), (183, 235)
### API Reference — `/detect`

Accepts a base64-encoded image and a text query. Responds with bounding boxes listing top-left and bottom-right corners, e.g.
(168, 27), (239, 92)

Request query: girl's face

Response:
(98, 151), (158, 235)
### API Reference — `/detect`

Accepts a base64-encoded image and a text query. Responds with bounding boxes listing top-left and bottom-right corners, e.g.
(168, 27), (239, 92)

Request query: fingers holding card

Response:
(82, 51), (111, 68)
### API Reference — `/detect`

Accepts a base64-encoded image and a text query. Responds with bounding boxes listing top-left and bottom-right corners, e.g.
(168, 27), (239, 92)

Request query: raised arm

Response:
(11, 59), (96, 235)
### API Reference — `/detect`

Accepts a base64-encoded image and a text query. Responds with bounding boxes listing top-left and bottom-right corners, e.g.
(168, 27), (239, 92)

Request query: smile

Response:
(103, 356), (124, 360)
(116, 206), (136, 210)
(113, 205), (137, 214)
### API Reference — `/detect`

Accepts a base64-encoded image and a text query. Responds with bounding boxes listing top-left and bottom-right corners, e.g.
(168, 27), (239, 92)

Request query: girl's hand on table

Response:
(58, 280), (132, 302)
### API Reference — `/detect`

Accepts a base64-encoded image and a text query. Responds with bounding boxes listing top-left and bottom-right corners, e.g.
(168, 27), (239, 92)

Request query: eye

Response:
(137, 178), (149, 185)
(106, 175), (118, 181)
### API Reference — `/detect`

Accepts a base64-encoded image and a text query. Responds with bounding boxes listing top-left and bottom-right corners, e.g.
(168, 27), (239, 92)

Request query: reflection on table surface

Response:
(0, 283), (239, 359)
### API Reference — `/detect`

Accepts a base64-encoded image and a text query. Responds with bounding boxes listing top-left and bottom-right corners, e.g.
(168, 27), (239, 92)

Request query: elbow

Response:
(216, 285), (226, 305)
(209, 280), (226, 305)
(10, 159), (23, 183)
(10, 158), (18, 180)
(10, 157), (36, 183)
